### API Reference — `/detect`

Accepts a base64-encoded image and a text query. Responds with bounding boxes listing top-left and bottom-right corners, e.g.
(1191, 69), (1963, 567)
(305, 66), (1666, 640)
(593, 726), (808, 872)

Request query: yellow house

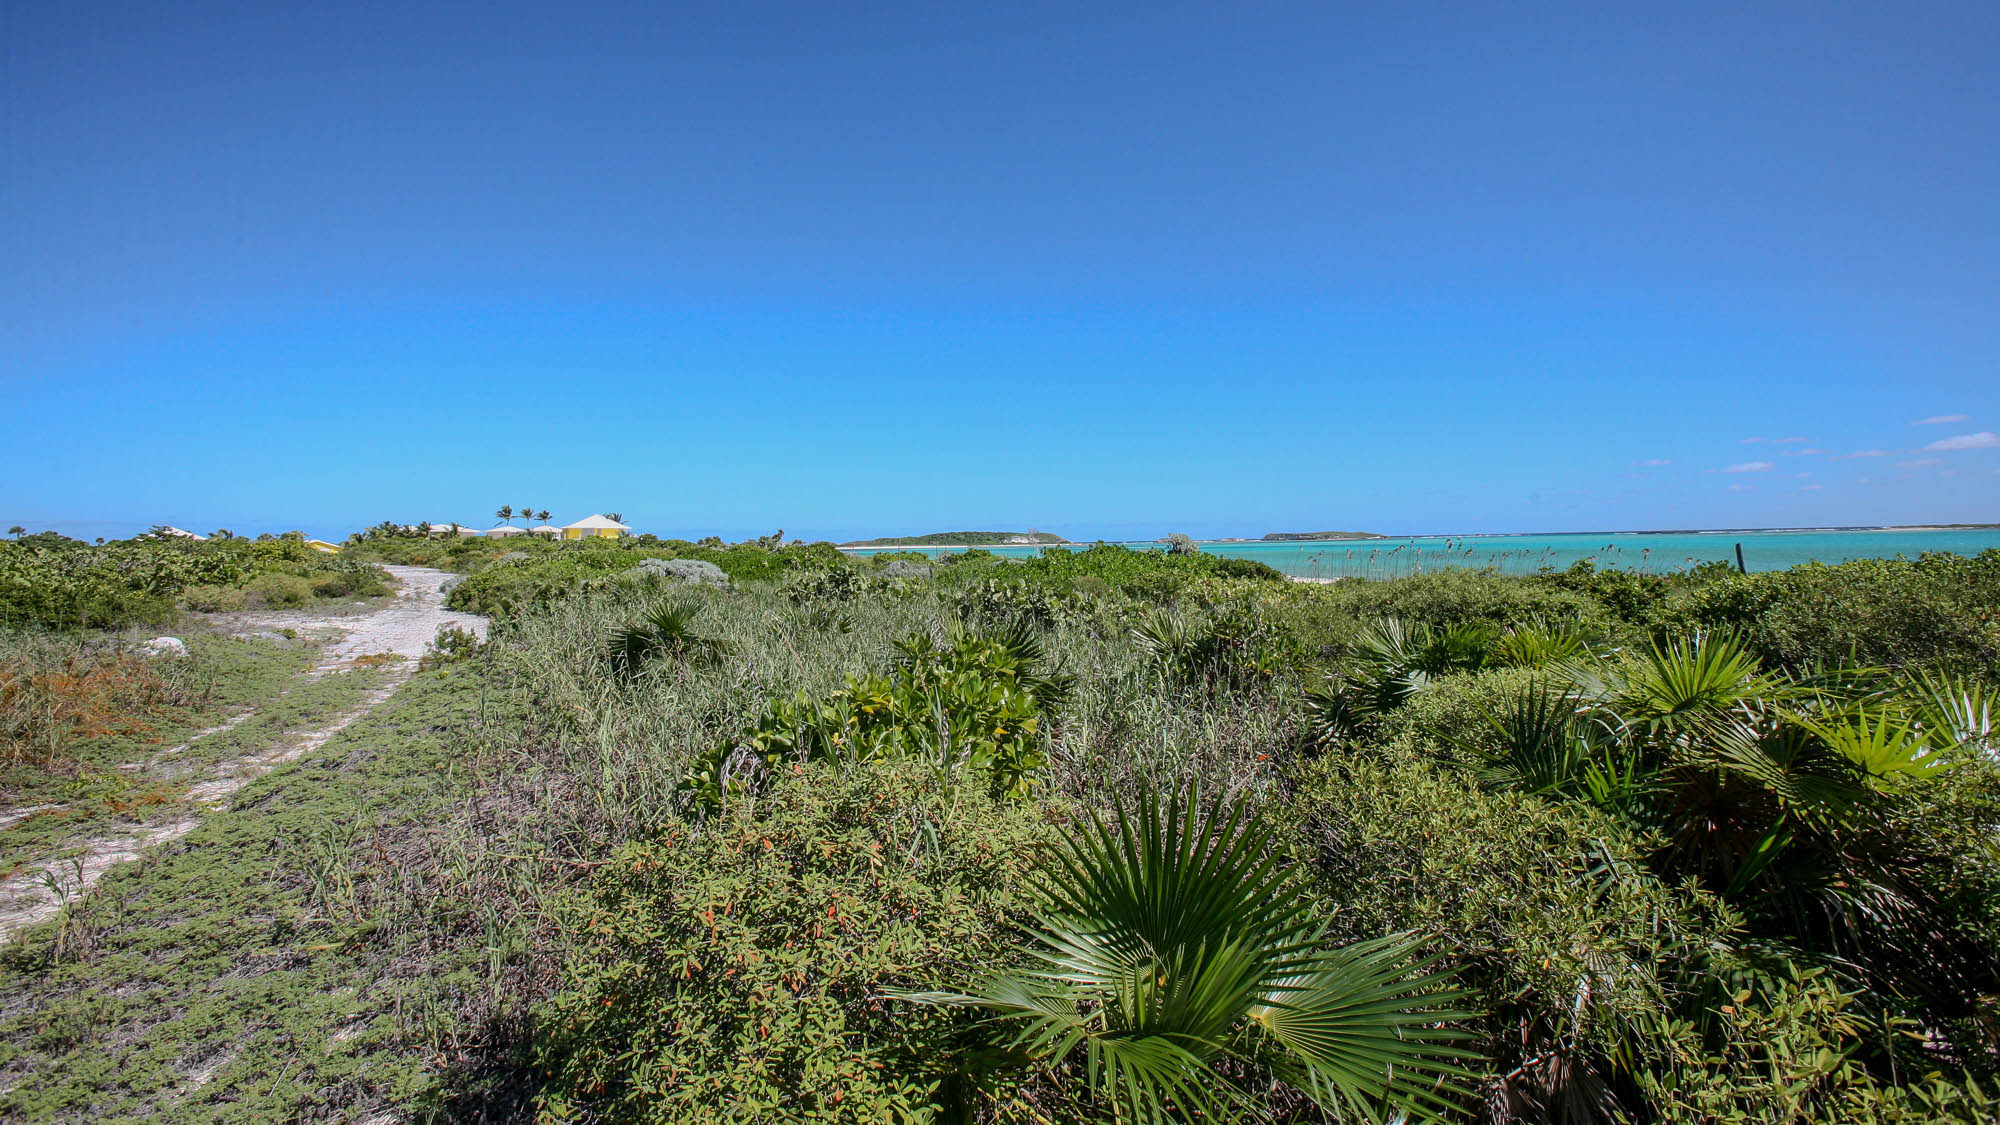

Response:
(306, 539), (342, 553)
(562, 514), (631, 540)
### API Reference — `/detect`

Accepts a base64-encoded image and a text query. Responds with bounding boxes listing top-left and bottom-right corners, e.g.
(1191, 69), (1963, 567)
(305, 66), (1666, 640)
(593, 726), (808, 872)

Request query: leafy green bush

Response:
(909, 784), (1474, 1122)
(606, 600), (726, 680)
(994, 543), (1283, 600)
(178, 584), (247, 613)
(245, 573), (315, 608)
(0, 533), (389, 628)
(1328, 566), (1610, 632)
(680, 623), (1070, 813)
(1646, 550), (2000, 669)
(445, 540), (849, 616)
(533, 760), (1048, 1124)
(307, 565), (390, 599)
(1290, 751), (1725, 1119)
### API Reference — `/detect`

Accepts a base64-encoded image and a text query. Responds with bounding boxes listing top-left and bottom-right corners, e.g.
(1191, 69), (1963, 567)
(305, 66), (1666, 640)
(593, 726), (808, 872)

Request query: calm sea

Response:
(843, 529), (2000, 578)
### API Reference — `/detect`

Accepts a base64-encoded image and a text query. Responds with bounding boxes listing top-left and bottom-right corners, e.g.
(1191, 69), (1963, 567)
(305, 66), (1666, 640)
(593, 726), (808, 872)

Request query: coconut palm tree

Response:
(906, 786), (1473, 1122)
(536, 509), (551, 524)
(496, 505), (513, 526)
(606, 512), (624, 524)
(7, 526), (22, 539)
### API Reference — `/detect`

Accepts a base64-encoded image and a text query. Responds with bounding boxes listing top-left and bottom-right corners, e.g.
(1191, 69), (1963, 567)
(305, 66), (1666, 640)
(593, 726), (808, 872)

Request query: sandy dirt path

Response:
(0, 565), (485, 944)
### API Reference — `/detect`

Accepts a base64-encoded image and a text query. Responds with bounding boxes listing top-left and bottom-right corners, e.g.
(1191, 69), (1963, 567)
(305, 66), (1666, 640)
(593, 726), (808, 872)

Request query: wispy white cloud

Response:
(1915, 414), (1970, 425)
(1741, 437), (1764, 444)
(1792, 472), (1811, 479)
(1922, 431), (1999, 452)
(1798, 484), (1823, 491)
(1727, 483), (1754, 492)
(1633, 458), (1673, 467)
(1773, 436), (1808, 444)
(1725, 461), (1775, 473)
(1842, 449), (1889, 459)
(1899, 458), (1942, 468)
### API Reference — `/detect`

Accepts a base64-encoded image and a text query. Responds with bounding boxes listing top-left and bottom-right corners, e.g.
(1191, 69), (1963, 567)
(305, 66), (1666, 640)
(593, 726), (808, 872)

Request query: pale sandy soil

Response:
(0, 566), (485, 944)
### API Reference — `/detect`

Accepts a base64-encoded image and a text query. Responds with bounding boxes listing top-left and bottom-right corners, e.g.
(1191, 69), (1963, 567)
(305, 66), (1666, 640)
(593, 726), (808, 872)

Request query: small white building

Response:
(485, 525), (528, 538)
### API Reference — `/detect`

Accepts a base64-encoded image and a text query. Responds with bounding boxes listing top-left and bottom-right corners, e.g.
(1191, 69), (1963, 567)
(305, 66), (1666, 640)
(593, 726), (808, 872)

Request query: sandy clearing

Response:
(0, 566), (485, 944)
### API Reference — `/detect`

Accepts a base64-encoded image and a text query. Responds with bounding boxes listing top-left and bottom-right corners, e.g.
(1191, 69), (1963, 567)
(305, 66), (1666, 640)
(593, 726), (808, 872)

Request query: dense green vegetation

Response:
(2, 540), (1996, 1121)
(0, 532), (390, 630)
(840, 531), (1066, 546)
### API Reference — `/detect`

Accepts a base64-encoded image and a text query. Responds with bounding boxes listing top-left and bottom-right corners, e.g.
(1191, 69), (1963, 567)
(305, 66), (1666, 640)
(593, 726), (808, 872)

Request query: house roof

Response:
(485, 525), (527, 536)
(562, 514), (631, 530)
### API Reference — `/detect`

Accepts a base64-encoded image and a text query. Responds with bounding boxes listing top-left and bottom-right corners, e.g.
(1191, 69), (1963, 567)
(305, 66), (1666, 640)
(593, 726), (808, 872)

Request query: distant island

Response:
(1261, 531), (1386, 541)
(840, 530), (1066, 547)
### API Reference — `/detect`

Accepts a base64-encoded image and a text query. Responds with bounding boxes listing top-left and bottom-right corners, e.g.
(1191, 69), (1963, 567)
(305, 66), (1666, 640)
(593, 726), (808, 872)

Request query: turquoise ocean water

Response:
(843, 529), (2000, 578)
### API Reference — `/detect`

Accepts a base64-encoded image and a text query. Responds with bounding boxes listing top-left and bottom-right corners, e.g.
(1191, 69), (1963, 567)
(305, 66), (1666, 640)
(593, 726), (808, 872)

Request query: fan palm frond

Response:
(605, 600), (724, 679)
(1791, 702), (1949, 782)
(903, 786), (1476, 1121)
(1900, 667), (1996, 759)
(1609, 630), (1779, 736)
(1492, 618), (1589, 669)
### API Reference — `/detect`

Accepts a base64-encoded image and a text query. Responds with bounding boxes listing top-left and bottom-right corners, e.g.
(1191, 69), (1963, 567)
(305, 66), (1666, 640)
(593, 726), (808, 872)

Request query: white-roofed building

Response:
(561, 514), (631, 540)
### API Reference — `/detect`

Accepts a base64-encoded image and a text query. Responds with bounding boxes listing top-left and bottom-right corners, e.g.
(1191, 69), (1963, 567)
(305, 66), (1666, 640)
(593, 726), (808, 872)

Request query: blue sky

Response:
(4, 1), (1996, 541)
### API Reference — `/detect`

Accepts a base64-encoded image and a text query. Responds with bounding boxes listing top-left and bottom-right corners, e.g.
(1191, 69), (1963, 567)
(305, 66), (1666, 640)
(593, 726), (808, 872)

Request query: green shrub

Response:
(533, 760), (1048, 1124)
(997, 543), (1278, 600)
(179, 584), (247, 613)
(1328, 566), (1611, 632)
(1289, 751), (1725, 1119)
(445, 540), (851, 617)
(244, 573), (315, 608)
(1647, 551), (2000, 669)
(0, 533), (388, 628)
(680, 623), (1069, 813)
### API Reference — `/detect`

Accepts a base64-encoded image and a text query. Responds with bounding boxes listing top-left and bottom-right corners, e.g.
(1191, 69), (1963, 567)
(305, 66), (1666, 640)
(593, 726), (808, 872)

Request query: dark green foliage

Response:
(0, 534), (389, 629)
(606, 600), (725, 680)
(906, 784), (1474, 1122)
(1212, 555), (1286, 581)
(1328, 567), (1611, 632)
(1292, 752), (1724, 1121)
(1131, 603), (1291, 692)
(534, 760), (1047, 1124)
(679, 622), (1070, 813)
(441, 538), (849, 616)
(999, 543), (1283, 600)
(1330, 617), (1498, 717)
(1439, 631), (2000, 1089)
(1645, 550), (2000, 669)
